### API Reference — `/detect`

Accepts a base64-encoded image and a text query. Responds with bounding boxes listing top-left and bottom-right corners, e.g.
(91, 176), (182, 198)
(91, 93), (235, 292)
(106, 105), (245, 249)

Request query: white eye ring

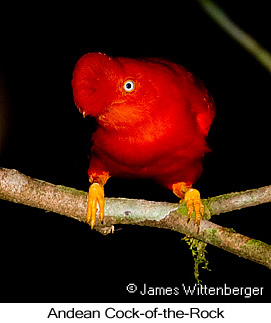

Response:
(123, 80), (135, 92)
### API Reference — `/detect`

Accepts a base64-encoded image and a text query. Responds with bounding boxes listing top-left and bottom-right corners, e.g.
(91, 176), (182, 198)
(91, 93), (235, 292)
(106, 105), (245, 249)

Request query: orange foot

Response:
(86, 183), (105, 229)
(172, 182), (204, 233)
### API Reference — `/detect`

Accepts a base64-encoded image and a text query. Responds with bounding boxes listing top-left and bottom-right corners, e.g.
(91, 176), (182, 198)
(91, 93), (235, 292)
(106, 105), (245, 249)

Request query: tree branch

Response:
(0, 167), (270, 269)
(197, 0), (271, 74)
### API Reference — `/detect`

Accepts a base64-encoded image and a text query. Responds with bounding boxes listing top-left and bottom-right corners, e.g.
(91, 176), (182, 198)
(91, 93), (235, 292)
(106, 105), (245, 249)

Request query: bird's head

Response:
(72, 52), (166, 131)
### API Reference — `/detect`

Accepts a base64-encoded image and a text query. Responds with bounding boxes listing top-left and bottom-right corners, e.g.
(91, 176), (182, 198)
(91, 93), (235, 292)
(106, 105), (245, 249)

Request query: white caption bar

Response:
(0, 303), (269, 322)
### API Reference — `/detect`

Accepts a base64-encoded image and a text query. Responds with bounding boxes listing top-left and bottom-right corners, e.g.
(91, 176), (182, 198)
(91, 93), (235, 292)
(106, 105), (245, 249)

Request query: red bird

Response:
(72, 53), (215, 232)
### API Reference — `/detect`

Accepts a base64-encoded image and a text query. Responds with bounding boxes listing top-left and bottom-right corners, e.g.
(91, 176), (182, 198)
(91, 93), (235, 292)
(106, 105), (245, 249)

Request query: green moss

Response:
(240, 239), (271, 265)
(57, 184), (86, 197)
(177, 202), (189, 216)
(206, 228), (218, 237)
(205, 192), (236, 216)
(205, 228), (224, 246)
(201, 200), (212, 220)
(243, 238), (269, 249)
(208, 192), (235, 203)
(182, 236), (211, 284)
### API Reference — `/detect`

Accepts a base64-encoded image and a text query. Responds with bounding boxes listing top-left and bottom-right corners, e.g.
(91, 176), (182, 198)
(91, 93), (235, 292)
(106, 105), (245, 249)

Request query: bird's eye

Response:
(123, 80), (135, 92)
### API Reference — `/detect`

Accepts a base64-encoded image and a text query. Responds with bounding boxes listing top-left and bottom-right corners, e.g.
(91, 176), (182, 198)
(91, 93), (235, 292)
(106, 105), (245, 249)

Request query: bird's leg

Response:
(87, 172), (110, 229)
(172, 182), (204, 233)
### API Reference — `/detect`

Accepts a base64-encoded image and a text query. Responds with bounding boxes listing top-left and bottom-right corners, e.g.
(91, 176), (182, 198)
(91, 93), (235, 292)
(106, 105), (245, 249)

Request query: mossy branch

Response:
(0, 167), (270, 269)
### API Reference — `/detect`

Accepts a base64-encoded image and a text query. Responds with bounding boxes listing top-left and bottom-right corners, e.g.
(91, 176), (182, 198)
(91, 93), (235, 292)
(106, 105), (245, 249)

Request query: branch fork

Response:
(0, 167), (270, 269)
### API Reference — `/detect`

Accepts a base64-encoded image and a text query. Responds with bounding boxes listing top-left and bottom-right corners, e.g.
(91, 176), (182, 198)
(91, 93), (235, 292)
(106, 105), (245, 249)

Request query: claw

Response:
(184, 188), (204, 233)
(172, 182), (204, 233)
(86, 183), (105, 229)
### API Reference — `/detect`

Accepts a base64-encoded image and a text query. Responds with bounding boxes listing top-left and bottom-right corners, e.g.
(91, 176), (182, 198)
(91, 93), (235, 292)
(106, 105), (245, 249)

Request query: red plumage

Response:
(72, 52), (215, 188)
(72, 52), (215, 230)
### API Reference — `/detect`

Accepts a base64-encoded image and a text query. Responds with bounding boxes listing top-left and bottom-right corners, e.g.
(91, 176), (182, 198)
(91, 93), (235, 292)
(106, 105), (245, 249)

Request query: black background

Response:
(0, 1), (270, 302)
